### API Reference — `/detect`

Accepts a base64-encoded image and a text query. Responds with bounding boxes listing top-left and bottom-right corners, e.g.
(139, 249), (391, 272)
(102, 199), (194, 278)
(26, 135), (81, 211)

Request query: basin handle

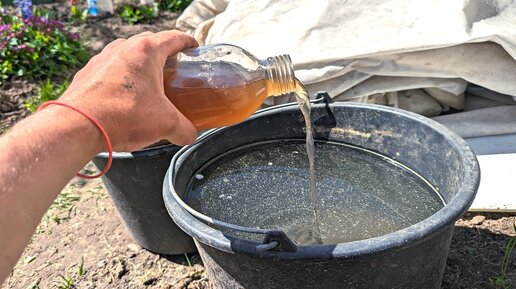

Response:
(313, 91), (333, 105)
(260, 230), (298, 252)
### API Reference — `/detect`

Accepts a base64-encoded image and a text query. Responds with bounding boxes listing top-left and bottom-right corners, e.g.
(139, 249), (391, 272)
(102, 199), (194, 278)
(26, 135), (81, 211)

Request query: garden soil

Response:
(1, 4), (515, 289)
(2, 171), (211, 289)
(1, 171), (514, 289)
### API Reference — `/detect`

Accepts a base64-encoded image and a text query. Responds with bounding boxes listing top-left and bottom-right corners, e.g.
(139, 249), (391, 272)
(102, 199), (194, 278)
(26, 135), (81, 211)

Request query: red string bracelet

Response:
(37, 101), (113, 179)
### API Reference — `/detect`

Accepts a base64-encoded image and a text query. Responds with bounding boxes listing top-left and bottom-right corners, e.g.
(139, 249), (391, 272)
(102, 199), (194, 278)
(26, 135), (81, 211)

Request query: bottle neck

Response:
(260, 55), (296, 96)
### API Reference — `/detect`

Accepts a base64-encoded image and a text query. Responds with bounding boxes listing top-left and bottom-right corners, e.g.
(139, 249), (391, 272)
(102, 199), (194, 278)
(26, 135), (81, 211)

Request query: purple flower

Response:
(24, 16), (44, 26)
(67, 32), (80, 41)
(0, 25), (10, 33)
(14, 0), (33, 19)
(48, 20), (64, 30)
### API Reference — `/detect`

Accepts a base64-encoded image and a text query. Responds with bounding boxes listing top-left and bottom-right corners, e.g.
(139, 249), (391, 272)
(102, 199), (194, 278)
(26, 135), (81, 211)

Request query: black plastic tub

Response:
(94, 144), (196, 255)
(163, 99), (480, 288)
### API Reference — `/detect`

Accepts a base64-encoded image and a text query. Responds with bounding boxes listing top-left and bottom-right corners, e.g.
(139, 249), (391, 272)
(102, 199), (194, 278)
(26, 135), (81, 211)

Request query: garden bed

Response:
(0, 1), (181, 133)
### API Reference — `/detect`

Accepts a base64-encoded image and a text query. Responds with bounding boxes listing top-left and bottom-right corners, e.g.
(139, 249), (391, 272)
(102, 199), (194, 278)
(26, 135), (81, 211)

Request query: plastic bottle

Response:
(87, 0), (98, 16)
(87, 0), (114, 16)
(163, 44), (296, 130)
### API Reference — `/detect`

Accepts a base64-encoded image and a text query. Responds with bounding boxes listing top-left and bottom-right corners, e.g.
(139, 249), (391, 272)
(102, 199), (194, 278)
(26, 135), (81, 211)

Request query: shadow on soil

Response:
(442, 214), (515, 289)
(159, 252), (204, 267)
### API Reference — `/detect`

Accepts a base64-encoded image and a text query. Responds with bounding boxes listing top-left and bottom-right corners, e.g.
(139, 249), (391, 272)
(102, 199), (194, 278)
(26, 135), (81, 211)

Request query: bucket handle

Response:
(313, 91), (333, 105)
(170, 177), (298, 252)
(256, 91), (333, 114)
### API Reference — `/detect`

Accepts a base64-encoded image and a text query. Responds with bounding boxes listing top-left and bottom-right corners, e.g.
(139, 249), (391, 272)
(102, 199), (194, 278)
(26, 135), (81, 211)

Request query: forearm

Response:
(0, 106), (102, 282)
(0, 30), (198, 285)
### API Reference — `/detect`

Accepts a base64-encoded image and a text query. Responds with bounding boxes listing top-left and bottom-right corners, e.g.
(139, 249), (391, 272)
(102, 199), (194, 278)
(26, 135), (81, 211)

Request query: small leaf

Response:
(23, 255), (36, 264)
(77, 256), (85, 276)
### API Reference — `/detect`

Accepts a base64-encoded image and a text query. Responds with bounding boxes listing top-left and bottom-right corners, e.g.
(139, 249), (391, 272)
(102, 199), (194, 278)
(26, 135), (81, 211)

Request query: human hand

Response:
(58, 30), (198, 152)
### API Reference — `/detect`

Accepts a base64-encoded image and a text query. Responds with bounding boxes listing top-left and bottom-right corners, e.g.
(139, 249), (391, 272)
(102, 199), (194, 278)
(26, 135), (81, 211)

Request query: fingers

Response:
(102, 38), (126, 53)
(129, 31), (154, 39)
(162, 99), (197, 146)
(149, 31), (198, 145)
(152, 30), (198, 60)
(99, 30), (156, 55)
(102, 31), (197, 65)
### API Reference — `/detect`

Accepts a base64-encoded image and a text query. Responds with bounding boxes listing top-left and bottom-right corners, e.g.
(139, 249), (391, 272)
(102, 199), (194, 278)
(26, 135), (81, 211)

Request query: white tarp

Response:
(177, 0), (516, 116)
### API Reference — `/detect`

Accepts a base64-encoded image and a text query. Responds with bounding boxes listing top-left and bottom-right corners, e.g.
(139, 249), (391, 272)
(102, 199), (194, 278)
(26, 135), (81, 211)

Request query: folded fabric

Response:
(177, 0), (516, 116)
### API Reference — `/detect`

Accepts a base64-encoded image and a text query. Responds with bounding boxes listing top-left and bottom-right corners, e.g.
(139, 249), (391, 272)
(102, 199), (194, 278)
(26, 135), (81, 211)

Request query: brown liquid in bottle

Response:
(163, 62), (271, 130)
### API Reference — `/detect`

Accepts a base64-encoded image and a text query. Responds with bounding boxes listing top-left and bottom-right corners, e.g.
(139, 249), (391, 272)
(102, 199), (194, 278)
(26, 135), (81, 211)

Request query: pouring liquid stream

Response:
(293, 79), (323, 244)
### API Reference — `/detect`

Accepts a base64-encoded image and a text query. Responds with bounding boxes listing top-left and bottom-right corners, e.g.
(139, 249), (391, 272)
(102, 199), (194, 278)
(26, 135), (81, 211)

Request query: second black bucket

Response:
(163, 99), (480, 288)
(94, 143), (196, 255)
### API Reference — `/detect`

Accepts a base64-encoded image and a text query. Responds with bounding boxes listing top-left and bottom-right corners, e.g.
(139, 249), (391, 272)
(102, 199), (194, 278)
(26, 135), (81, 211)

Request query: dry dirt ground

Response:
(3, 167), (211, 289)
(1, 167), (514, 289)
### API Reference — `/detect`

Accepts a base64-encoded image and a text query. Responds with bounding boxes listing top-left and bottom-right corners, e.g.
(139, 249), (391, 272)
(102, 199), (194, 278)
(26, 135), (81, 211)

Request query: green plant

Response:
(49, 257), (86, 289)
(33, 185), (81, 236)
(77, 257), (85, 276)
(117, 3), (158, 24)
(51, 187), (80, 210)
(25, 79), (70, 112)
(54, 274), (74, 289)
(23, 255), (36, 264)
(157, 0), (191, 12)
(0, 12), (89, 85)
(492, 223), (516, 289)
(49, 187), (80, 224)
(70, 5), (88, 23)
(33, 6), (59, 20)
(184, 253), (192, 267)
